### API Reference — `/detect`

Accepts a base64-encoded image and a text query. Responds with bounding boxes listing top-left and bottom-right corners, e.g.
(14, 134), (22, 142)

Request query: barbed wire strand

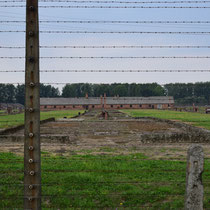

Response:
(1, 70), (210, 72)
(1, 45), (210, 49)
(1, 56), (210, 59)
(0, 169), (189, 172)
(0, 158), (186, 161)
(0, 193), (187, 197)
(0, 180), (198, 184)
(1, 20), (210, 24)
(1, 30), (210, 34)
(1, 0), (210, 3)
(1, 5), (210, 8)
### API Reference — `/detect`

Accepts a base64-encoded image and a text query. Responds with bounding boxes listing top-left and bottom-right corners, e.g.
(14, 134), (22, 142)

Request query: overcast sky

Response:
(0, 1), (210, 89)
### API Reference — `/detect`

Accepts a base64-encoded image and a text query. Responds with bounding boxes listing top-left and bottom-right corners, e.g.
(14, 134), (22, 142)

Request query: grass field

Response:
(122, 109), (210, 130)
(0, 110), (84, 129)
(1, 109), (210, 208)
(0, 152), (210, 209)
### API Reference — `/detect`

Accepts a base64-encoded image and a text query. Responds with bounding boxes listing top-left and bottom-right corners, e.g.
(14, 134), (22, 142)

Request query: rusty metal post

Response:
(24, 0), (41, 209)
(100, 95), (103, 109)
(104, 93), (106, 109)
(105, 111), (108, 120)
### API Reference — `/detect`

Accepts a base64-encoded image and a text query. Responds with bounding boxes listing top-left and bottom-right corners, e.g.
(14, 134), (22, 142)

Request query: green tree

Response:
(40, 84), (60, 97)
(16, 84), (25, 105)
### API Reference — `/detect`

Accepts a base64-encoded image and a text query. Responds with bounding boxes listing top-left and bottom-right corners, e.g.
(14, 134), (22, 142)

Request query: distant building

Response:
(40, 94), (174, 111)
(0, 103), (24, 110)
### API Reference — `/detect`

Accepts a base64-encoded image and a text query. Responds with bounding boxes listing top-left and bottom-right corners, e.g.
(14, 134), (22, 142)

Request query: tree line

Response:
(0, 84), (59, 105)
(62, 83), (165, 98)
(165, 83), (210, 105)
(0, 82), (209, 105)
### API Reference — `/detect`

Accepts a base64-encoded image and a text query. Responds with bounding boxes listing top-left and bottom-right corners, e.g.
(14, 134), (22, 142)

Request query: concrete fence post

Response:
(185, 144), (204, 210)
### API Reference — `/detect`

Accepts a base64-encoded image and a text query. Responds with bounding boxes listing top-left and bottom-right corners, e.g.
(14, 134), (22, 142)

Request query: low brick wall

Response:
(1, 116), (209, 144)
(135, 117), (210, 143)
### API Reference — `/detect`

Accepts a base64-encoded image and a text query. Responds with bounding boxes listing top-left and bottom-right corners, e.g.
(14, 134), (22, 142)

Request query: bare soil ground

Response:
(1, 110), (210, 159)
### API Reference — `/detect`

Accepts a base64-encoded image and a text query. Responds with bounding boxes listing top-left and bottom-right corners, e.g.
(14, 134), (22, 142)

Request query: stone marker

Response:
(185, 144), (204, 210)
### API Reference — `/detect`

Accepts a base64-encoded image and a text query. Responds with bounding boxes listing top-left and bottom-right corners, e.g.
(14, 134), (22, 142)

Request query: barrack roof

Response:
(40, 96), (174, 106)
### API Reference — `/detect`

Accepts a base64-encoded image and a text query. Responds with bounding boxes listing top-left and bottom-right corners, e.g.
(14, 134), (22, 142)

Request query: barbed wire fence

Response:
(0, 0), (210, 209)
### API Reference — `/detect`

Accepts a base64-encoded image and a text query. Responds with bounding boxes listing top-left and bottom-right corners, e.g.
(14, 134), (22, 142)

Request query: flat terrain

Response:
(0, 110), (84, 128)
(0, 152), (210, 209)
(1, 109), (210, 158)
(0, 109), (210, 209)
(123, 109), (210, 130)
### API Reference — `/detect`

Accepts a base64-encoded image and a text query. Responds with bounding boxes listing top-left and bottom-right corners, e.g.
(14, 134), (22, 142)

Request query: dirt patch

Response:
(46, 122), (79, 128)
(126, 121), (173, 132)
(1, 110), (210, 159)
(0, 142), (210, 160)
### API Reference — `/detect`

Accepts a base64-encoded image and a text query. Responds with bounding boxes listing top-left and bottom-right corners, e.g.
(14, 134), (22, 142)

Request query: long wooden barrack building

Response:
(40, 95), (174, 111)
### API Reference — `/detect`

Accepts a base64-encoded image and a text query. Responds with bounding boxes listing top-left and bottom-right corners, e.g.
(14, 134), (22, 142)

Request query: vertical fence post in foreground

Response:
(185, 145), (204, 210)
(24, 0), (41, 209)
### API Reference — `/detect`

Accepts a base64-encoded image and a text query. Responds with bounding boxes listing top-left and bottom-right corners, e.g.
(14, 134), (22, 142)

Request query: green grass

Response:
(0, 110), (84, 129)
(0, 110), (6, 115)
(0, 152), (209, 209)
(122, 109), (210, 130)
